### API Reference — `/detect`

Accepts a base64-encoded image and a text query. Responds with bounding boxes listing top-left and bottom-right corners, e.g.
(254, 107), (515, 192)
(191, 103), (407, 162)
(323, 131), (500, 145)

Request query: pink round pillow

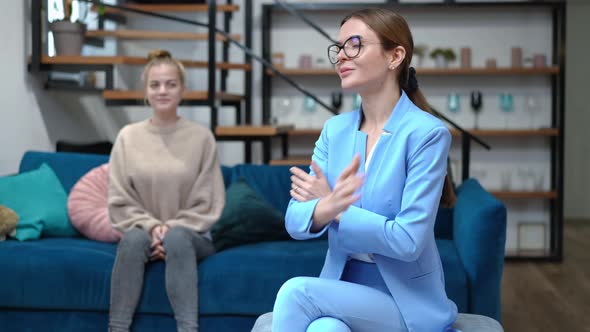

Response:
(68, 163), (121, 242)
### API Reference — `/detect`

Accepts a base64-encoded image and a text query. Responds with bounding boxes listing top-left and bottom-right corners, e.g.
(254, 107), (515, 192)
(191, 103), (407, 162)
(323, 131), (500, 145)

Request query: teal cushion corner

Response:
(0, 163), (78, 240)
(211, 178), (291, 251)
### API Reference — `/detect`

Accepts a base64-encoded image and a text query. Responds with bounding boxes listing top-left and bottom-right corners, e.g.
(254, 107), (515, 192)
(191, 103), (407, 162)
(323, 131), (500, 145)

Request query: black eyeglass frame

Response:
(327, 35), (389, 65)
(327, 35), (362, 65)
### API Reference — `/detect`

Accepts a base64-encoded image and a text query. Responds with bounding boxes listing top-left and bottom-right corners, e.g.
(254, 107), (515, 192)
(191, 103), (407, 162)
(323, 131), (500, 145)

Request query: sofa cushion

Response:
(0, 238), (328, 316)
(0, 164), (77, 241)
(68, 163), (121, 243)
(211, 178), (291, 251)
(199, 240), (328, 315)
(229, 164), (306, 214)
(19, 151), (109, 194)
(0, 238), (466, 317)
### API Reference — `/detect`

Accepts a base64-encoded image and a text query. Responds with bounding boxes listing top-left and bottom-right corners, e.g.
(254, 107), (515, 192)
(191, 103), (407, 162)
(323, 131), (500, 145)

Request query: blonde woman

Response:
(108, 50), (225, 332)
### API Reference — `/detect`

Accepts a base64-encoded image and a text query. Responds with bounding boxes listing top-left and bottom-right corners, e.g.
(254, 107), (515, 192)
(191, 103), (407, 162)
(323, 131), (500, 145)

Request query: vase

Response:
(50, 21), (86, 55)
(434, 54), (447, 68)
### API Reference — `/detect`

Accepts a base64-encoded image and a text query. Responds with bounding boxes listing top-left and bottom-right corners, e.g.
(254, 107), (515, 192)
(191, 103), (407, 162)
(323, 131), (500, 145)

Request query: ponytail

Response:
(401, 65), (457, 207)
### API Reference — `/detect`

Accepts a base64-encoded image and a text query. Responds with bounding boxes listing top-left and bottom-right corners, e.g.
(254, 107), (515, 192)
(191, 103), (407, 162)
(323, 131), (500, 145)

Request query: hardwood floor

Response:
(501, 222), (590, 332)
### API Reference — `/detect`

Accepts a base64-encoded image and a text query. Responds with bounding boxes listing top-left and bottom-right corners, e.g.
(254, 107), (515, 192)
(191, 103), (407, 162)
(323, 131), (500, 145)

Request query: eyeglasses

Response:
(327, 35), (385, 64)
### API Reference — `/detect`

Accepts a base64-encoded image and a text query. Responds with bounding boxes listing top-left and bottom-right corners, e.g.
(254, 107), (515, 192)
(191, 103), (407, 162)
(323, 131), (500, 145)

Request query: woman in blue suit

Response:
(271, 8), (458, 332)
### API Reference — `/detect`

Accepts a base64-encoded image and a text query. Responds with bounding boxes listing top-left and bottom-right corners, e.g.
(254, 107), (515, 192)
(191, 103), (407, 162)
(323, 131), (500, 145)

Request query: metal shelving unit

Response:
(260, 1), (566, 260)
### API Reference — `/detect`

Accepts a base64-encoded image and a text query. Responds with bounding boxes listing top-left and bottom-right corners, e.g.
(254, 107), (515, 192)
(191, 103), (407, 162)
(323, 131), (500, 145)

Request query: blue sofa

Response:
(0, 151), (506, 331)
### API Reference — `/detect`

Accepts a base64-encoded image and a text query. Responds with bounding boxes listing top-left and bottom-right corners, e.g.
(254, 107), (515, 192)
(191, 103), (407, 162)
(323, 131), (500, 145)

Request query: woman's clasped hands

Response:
(150, 224), (170, 261)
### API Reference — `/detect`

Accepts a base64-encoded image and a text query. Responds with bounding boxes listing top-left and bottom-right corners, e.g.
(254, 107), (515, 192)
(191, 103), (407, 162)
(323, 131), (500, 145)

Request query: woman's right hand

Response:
(290, 161), (331, 202)
(311, 155), (364, 230)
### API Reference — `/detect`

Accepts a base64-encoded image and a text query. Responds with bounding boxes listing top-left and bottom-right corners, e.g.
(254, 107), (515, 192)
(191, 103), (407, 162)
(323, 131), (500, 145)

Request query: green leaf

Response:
(98, 5), (105, 16)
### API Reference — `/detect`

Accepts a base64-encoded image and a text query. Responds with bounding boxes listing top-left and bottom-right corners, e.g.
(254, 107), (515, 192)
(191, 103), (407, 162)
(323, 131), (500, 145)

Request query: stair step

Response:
(86, 29), (240, 41)
(269, 156), (312, 166)
(36, 55), (250, 70)
(95, 4), (240, 14)
(215, 125), (294, 137)
(103, 90), (244, 102)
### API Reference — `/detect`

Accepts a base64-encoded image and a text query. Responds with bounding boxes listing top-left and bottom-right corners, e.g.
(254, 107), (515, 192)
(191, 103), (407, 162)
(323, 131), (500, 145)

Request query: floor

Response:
(501, 221), (590, 332)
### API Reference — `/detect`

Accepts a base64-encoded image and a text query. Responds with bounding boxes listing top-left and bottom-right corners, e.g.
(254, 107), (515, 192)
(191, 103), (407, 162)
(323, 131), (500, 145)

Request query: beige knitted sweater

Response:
(108, 118), (225, 235)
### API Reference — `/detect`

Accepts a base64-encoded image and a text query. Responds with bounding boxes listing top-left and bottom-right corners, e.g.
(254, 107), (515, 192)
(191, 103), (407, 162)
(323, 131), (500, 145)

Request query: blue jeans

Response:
(272, 259), (408, 332)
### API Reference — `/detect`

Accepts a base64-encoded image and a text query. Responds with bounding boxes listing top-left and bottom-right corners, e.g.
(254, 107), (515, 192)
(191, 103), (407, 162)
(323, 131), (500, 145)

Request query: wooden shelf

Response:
(86, 29), (240, 41)
(270, 156), (312, 166)
(35, 55), (250, 70)
(95, 4), (240, 14)
(266, 67), (559, 76)
(215, 125), (294, 137)
(491, 191), (558, 199)
(266, 68), (335, 76)
(288, 129), (322, 136)
(417, 67), (560, 75)
(286, 128), (558, 137)
(450, 128), (559, 137)
(103, 90), (243, 102)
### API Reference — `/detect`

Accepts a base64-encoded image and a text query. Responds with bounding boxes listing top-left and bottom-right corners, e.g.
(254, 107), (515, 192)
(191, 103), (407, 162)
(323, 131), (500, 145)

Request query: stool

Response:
(251, 312), (504, 332)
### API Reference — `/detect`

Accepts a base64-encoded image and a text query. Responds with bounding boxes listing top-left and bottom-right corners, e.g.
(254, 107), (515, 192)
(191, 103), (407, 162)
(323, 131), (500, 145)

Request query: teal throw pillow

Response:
(211, 178), (292, 251)
(0, 163), (78, 241)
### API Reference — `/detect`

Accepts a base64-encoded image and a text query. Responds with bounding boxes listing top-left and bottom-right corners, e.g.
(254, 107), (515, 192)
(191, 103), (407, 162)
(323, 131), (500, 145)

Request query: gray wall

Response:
(564, 1), (590, 220)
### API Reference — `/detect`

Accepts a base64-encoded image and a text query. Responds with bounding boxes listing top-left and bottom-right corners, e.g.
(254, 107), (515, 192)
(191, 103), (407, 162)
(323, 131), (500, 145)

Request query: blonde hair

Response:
(141, 49), (186, 87)
(342, 9), (456, 207)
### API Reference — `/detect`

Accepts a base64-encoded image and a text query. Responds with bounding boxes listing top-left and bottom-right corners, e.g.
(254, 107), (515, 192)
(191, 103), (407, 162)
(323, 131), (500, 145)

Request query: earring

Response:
(390, 65), (396, 70)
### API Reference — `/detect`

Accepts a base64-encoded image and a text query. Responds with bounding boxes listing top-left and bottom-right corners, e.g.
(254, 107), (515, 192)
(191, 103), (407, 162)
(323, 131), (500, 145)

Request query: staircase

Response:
(29, 0), (290, 164)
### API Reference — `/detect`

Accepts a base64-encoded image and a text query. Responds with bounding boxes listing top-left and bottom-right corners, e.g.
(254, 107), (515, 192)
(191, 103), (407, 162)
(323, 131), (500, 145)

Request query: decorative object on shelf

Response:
(272, 52), (285, 69)
(331, 91), (342, 111)
(298, 54), (313, 69)
(533, 54), (547, 68)
(413, 44), (428, 67)
(470, 90), (483, 129)
(500, 170), (512, 191)
(302, 95), (317, 128)
(430, 48), (456, 68)
(524, 94), (539, 129)
(470, 166), (488, 184)
(460, 47), (471, 68)
(49, 0), (90, 55)
(447, 92), (460, 114)
(511, 47), (523, 68)
(272, 97), (292, 125)
(518, 167), (545, 191)
(314, 57), (328, 69)
(485, 58), (497, 69)
(499, 93), (514, 128)
(532, 169), (545, 191)
(517, 222), (547, 252)
(352, 93), (362, 111)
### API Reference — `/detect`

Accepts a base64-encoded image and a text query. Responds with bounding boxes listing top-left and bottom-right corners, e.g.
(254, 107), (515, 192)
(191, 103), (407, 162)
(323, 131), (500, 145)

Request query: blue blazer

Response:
(285, 91), (458, 332)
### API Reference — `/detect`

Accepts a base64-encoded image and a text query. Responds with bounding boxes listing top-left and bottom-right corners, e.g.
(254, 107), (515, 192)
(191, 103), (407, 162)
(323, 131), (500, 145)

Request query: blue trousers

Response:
(272, 259), (408, 332)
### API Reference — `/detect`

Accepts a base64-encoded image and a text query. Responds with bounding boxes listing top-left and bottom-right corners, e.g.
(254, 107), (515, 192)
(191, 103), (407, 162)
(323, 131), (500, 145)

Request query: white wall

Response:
(1, 0), (588, 220)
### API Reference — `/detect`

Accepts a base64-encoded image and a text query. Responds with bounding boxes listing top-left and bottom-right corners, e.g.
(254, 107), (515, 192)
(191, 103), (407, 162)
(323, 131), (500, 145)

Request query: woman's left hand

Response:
(290, 161), (331, 202)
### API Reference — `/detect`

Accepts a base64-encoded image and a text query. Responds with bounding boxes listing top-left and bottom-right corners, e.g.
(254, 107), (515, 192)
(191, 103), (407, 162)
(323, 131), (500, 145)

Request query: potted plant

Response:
(413, 44), (428, 67)
(430, 48), (456, 68)
(49, 0), (89, 55)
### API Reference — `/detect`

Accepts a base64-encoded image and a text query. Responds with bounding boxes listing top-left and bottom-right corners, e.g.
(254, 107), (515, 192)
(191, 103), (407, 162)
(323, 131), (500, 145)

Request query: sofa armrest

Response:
(453, 178), (506, 322)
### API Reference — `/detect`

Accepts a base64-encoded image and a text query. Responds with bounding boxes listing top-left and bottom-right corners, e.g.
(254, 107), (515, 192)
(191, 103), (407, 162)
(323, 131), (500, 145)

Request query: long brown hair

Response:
(342, 8), (456, 207)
